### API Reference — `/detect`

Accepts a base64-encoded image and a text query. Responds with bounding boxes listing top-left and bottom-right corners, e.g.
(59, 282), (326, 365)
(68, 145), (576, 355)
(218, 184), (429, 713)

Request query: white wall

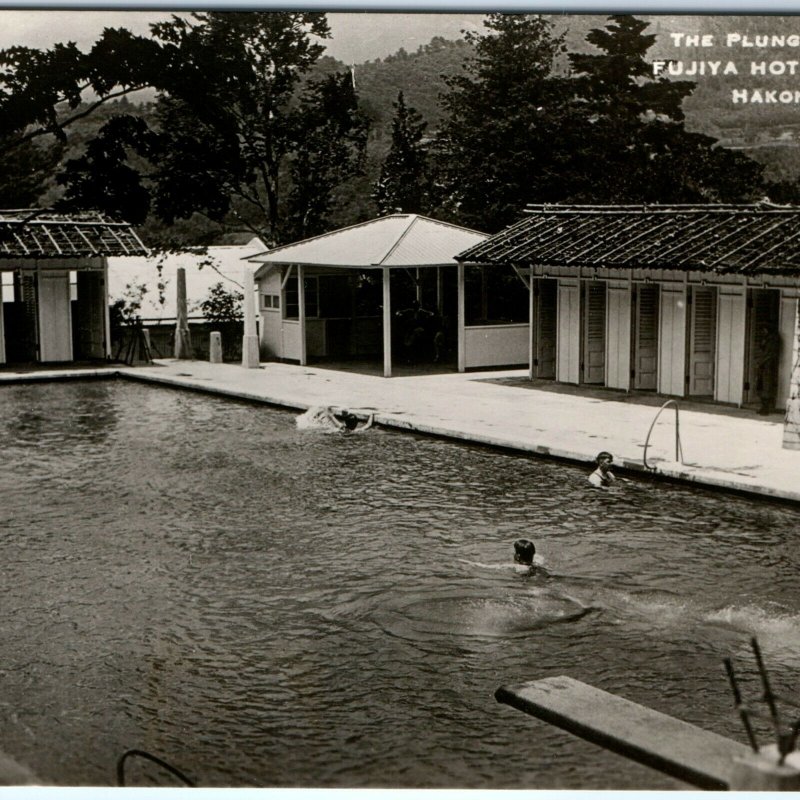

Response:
(464, 324), (528, 368)
(258, 270), (283, 358)
(37, 270), (73, 362)
(779, 291), (799, 411)
(658, 285), (687, 397)
(716, 284), (747, 405)
(606, 281), (631, 390)
(557, 279), (580, 384)
(282, 320), (301, 361)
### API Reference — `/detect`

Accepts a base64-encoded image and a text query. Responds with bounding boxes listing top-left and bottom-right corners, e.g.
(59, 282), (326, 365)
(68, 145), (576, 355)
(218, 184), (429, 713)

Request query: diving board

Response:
(495, 675), (750, 790)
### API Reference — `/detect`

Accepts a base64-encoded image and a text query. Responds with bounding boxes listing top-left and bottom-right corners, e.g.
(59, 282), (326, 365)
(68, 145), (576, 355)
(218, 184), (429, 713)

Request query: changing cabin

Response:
(0, 210), (147, 366)
(458, 204), (800, 411)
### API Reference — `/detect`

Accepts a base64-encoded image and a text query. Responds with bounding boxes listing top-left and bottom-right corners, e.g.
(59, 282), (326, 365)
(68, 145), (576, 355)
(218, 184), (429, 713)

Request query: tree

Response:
(563, 15), (764, 203)
(433, 14), (571, 231)
(372, 91), (430, 215)
(433, 14), (765, 232)
(55, 12), (369, 246)
(198, 282), (243, 325)
(0, 138), (62, 207)
(0, 31), (166, 151)
(197, 282), (244, 361)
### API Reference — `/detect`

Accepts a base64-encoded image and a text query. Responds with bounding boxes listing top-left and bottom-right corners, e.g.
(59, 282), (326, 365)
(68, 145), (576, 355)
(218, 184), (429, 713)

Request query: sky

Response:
(0, 10), (485, 63)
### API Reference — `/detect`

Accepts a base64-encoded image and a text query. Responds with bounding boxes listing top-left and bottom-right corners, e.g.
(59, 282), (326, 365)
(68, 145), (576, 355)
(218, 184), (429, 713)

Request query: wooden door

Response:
(534, 278), (557, 378)
(557, 280), (580, 384)
(715, 286), (746, 405)
(634, 284), (659, 390)
(744, 288), (780, 405)
(689, 286), (717, 397)
(38, 270), (73, 362)
(74, 271), (106, 360)
(606, 283), (631, 390)
(582, 281), (606, 384)
(5, 271), (39, 363)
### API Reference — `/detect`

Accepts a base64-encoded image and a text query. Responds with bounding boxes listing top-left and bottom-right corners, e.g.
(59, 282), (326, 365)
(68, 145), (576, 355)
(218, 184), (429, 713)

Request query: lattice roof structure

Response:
(457, 204), (800, 275)
(0, 210), (148, 259)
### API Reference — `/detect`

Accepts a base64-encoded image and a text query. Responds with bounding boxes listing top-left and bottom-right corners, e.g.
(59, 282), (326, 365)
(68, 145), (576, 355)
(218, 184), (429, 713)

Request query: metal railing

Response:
(643, 399), (684, 471)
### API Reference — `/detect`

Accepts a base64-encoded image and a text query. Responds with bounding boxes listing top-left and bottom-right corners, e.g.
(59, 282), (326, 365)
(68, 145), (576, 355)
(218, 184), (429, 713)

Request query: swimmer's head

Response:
(340, 411), (359, 430)
(595, 451), (614, 473)
(513, 538), (536, 566)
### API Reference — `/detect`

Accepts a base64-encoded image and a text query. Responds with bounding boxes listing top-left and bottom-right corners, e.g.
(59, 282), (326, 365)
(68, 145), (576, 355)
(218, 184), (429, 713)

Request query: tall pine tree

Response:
(565, 15), (763, 202)
(433, 14), (572, 231)
(373, 91), (430, 215)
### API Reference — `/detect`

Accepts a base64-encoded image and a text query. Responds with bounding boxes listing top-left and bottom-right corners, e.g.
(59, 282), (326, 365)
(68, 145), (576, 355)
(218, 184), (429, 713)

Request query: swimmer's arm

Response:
(361, 413), (374, 430)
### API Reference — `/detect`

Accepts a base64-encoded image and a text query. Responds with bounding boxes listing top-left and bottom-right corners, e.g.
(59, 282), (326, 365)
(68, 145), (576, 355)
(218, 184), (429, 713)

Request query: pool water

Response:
(1, 379), (800, 788)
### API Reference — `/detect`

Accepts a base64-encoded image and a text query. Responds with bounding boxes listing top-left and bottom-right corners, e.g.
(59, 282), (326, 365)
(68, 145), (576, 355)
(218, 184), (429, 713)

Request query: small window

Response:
(1, 272), (13, 303)
(262, 293), (280, 310)
(70, 270), (78, 302)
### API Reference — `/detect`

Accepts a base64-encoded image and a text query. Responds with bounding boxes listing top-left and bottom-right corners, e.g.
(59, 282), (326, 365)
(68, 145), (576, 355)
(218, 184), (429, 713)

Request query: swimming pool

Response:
(1, 379), (799, 788)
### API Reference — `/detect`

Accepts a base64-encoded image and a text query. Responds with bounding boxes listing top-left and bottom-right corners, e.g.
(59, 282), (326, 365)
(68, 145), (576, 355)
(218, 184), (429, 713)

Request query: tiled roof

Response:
(0, 210), (148, 259)
(457, 204), (800, 275)
(250, 214), (486, 275)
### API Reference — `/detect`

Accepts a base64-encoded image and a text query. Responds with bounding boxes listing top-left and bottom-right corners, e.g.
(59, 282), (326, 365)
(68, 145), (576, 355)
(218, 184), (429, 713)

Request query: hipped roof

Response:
(458, 204), (800, 275)
(0, 210), (147, 259)
(250, 214), (486, 276)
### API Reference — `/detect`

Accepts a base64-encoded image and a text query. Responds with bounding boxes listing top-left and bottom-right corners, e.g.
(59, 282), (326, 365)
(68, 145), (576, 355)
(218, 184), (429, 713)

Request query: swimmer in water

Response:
(332, 407), (374, 432)
(588, 451), (615, 488)
(513, 538), (536, 571)
(304, 405), (374, 433)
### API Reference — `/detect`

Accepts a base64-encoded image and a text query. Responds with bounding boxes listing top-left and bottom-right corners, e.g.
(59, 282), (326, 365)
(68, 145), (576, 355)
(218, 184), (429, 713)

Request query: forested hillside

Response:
(14, 13), (800, 246)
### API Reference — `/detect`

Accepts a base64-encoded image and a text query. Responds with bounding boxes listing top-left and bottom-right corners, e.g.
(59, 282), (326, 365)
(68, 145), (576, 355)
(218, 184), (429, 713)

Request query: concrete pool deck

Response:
(2, 359), (799, 504)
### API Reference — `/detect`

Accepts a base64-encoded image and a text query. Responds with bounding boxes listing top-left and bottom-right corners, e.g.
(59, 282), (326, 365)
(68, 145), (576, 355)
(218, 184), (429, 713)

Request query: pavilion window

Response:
(284, 276), (319, 319)
(465, 264), (528, 325)
(318, 275), (353, 318)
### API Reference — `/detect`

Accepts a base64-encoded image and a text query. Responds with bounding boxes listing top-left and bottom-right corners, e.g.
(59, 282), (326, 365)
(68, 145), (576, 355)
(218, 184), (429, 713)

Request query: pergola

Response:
(250, 214), (487, 376)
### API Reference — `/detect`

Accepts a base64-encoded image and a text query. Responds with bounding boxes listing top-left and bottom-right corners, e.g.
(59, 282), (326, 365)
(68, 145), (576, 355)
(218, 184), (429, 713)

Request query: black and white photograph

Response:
(1, 4), (800, 793)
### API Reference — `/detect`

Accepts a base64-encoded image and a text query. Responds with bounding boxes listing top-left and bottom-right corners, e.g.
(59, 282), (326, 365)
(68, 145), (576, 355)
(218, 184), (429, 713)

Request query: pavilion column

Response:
(241, 264), (260, 368)
(782, 297), (800, 449)
(382, 266), (392, 377)
(457, 262), (465, 373)
(103, 259), (112, 359)
(174, 267), (192, 359)
(529, 269), (535, 381)
(298, 265), (307, 366)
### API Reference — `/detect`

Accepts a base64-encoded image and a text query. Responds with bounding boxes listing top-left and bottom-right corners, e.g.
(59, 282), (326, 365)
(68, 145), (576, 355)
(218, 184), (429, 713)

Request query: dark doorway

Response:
(582, 280), (606, 385)
(3, 271), (39, 363)
(744, 288), (781, 409)
(533, 278), (557, 379)
(633, 283), (659, 391)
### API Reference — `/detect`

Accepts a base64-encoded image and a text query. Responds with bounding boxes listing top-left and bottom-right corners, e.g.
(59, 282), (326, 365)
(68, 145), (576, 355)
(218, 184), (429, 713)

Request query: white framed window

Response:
(262, 293), (280, 310)
(1, 272), (13, 303)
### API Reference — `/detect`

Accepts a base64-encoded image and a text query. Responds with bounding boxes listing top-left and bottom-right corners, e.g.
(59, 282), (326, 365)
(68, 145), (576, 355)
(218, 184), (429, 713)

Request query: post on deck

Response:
(103, 259), (112, 359)
(174, 267), (192, 359)
(457, 262), (465, 373)
(298, 264), (307, 367)
(382, 266), (392, 378)
(241, 264), (260, 368)
(783, 296), (800, 450)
